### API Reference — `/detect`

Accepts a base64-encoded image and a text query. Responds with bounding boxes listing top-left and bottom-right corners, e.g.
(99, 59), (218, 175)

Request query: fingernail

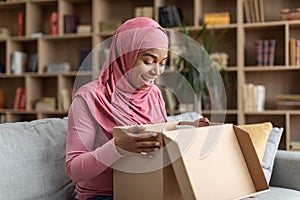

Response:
(155, 142), (160, 146)
(154, 147), (159, 151)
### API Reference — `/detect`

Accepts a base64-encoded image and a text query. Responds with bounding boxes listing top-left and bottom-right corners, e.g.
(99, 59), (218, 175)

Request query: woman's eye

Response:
(144, 61), (153, 65)
(159, 63), (166, 67)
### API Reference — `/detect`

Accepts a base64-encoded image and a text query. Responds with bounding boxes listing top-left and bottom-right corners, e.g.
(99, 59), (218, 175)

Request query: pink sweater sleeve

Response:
(65, 96), (123, 182)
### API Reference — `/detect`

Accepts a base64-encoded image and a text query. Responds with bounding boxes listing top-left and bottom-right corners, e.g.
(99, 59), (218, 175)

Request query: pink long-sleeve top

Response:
(66, 96), (123, 200)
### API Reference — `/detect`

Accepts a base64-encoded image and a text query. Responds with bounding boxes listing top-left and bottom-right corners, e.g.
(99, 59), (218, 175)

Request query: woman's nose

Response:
(150, 64), (161, 76)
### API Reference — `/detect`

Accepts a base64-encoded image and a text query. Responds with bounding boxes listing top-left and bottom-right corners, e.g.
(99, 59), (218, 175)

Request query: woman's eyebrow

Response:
(142, 53), (168, 60)
(142, 53), (157, 59)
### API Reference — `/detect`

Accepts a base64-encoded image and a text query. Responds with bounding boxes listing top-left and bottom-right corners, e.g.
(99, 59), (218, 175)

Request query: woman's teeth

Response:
(142, 75), (154, 85)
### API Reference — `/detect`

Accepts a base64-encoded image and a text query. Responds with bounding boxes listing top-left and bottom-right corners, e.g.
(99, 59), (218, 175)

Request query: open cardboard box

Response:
(113, 122), (269, 200)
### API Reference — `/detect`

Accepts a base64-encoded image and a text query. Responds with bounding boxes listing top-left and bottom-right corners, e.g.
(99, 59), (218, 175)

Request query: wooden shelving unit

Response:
(0, 0), (299, 150)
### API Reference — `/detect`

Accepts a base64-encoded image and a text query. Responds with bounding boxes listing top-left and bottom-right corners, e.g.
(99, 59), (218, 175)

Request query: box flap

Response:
(233, 125), (270, 193)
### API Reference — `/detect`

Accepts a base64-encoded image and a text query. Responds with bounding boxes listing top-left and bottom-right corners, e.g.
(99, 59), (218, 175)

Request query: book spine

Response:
(290, 38), (296, 66)
(19, 88), (26, 110)
(0, 89), (4, 109)
(262, 39), (269, 66)
(268, 39), (276, 66)
(253, 0), (260, 22)
(244, 0), (251, 23)
(49, 12), (58, 35)
(255, 40), (263, 66)
(18, 12), (24, 36)
(259, 0), (265, 22)
(296, 40), (300, 66)
(13, 87), (23, 110)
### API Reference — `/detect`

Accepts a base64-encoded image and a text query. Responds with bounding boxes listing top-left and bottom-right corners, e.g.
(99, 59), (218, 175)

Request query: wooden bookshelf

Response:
(0, 0), (299, 150)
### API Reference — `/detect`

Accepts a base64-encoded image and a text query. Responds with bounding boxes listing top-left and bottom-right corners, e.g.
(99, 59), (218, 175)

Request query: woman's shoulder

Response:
(74, 79), (98, 97)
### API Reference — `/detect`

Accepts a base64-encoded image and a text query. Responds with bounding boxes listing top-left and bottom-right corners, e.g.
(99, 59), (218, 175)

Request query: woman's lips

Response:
(141, 75), (155, 86)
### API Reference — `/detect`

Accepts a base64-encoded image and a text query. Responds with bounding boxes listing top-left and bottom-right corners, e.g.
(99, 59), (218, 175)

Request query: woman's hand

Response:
(179, 117), (211, 127)
(114, 126), (161, 156)
(195, 117), (210, 127)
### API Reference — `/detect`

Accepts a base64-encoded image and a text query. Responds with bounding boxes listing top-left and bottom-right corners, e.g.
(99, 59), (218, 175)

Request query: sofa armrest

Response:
(269, 150), (300, 191)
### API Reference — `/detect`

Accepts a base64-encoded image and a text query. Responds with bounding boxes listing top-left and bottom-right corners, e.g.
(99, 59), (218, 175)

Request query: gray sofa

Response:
(0, 117), (299, 200)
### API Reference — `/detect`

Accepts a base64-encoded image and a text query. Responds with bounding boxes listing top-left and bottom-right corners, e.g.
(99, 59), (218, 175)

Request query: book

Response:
(255, 39), (263, 66)
(46, 62), (71, 73)
(18, 88), (26, 110)
(49, 12), (58, 35)
(290, 38), (296, 66)
(35, 97), (56, 111)
(134, 6), (153, 19)
(10, 51), (27, 74)
(0, 89), (4, 109)
(64, 14), (78, 34)
(262, 39), (269, 66)
(76, 24), (92, 33)
(276, 101), (300, 110)
(243, 83), (265, 112)
(280, 8), (300, 21)
(244, 0), (251, 23)
(99, 20), (122, 32)
(290, 141), (300, 151)
(259, 0), (265, 22)
(203, 12), (230, 25)
(0, 27), (10, 38)
(79, 50), (91, 71)
(18, 12), (25, 36)
(13, 87), (23, 110)
(296, 40), (300, 66)
(60, 88), (71, 111)
(248, 0), (256, 23)
(268, 39), (276, 66)
(253, 0), (260, 22)
(276, 94), (300, 102)
(27, 53), (38, 72)
(158, 5), (182, 27)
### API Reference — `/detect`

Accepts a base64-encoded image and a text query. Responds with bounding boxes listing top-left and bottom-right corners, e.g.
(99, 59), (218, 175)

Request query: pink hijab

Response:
(75, 17), (169, 136)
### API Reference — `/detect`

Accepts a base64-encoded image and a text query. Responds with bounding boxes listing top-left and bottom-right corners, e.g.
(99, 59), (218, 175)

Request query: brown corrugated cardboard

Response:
(113, 123), (269, 200)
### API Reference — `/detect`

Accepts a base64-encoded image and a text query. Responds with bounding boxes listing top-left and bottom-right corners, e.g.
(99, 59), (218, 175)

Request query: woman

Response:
(66, 17), (209, 200)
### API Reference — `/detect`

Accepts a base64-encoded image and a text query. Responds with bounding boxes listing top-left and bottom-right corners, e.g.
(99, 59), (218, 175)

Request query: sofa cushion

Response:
(245, 186), (300, 200)
(238, 122), (273, 163)
(262, 127), (283, 183)
(270, 150), (300, 191)
(0, 118), (75, 200)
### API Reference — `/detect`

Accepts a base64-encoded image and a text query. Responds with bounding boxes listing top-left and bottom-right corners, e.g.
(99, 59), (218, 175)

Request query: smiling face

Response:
(130, 48), (168, 90)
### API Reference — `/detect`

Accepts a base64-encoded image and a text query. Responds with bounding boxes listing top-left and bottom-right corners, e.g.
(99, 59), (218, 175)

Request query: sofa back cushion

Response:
(0, 118), (75, 200)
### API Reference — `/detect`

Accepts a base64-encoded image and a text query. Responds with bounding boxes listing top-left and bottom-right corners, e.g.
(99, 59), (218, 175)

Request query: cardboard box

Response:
(113, 123), (269, 200)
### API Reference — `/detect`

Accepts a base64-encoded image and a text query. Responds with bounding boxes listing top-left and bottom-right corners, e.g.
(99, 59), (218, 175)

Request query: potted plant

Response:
(172, 23), (228, 112)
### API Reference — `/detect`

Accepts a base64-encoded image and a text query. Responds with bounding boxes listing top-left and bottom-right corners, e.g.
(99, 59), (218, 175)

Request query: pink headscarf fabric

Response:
(75, 17), (169, 136)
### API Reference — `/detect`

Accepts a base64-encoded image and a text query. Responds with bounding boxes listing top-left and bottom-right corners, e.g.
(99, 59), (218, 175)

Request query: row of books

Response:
(16, 12), (85, 36)
(244, 0), (265, 23)
(158, 5), (182, 27)
(243, 83), (266, 112)
(255, 39), (276, 66)
(35, 88), (72, 112)
(290, 140), (300, 151)
(10, 49), (93, 74)
(289, 38), (300, 66)
(276, 94), (300, 110)
(134, 6), (153, 19)
(11, 51), (38, 74)
(12, 88), (72, 111)
(280, 8), (300, 21)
